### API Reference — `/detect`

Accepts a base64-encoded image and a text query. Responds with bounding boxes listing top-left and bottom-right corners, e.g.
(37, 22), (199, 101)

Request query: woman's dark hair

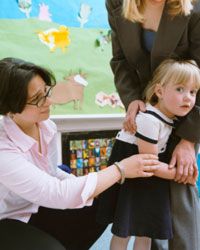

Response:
(0, 57), (56, 115)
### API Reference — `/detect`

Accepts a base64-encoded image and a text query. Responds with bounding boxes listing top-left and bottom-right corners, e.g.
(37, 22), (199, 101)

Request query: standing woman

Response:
(105, 0), (200, 250)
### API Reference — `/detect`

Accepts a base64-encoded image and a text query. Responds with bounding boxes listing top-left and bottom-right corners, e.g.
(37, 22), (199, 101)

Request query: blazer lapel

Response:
(113, 7), (147, 69)
(112, 3), (190, 83)
(151, 3), (190, 71)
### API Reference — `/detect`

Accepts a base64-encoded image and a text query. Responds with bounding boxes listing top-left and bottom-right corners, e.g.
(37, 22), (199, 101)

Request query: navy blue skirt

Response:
(97, 140), (173, 239)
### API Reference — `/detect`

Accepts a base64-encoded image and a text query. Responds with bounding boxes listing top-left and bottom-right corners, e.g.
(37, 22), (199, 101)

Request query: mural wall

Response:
(0, 0), (124, 115)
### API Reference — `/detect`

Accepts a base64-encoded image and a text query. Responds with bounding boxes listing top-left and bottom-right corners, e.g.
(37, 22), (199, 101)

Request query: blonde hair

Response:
(122, 0), (194, 23)
(144, 59), (200, 105)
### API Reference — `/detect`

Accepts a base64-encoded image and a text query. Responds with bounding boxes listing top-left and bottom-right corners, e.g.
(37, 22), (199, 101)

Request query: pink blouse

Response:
(0, 116), (97, 222)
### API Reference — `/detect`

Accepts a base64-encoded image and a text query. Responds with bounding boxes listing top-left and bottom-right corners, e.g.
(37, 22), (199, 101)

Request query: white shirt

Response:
(0, 116), (97, 222)
(117, 103), (174, 153)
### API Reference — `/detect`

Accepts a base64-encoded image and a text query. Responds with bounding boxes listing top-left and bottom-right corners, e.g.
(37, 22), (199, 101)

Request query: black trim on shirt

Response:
(135, 132), (158, 144)
(145, 110), (174, 127)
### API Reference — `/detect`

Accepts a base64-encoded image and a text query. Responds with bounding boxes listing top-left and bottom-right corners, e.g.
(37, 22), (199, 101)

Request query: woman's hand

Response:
(120, 154), (159, 178)
(93, 154), (159, 198)
(185, 170), (198, 185)
(169, 139), (198, 184)
(123, 100), (146, 133)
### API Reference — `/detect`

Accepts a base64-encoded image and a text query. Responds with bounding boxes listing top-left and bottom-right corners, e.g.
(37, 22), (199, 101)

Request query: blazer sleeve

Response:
(106, 0), (142, 110)
(175, 10), (200, 143)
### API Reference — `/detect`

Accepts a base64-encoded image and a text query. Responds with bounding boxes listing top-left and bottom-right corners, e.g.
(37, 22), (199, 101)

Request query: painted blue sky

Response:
(0, 0), (109, 28)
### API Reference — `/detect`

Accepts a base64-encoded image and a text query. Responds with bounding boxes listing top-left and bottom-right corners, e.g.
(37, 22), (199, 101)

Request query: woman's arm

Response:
(175, 9), (200, 143)
(92, 153), (159, 197)
(137, 138), (176, 180)
(106, 0), (147, 132)
(106, 0), (142, 109)
(169, 12), (200, 180)
(0, 151), (159, 209)
(169, 10), (200, 182)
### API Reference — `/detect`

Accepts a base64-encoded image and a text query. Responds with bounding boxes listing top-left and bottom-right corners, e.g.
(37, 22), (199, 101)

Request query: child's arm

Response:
(154, 162), (197, 185)
(137, 138), (197, 184)
(137, 138), (176, 180)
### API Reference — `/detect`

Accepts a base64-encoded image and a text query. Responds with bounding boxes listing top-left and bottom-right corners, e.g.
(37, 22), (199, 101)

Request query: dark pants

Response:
(29, 199), (107, 250)
(0, 219), (65, 250)
(151, 239), (168, 250)
(151, 135), (200, 250)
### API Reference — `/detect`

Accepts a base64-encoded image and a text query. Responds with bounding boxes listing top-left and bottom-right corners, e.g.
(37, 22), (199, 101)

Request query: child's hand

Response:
(154, 162), (176, 180)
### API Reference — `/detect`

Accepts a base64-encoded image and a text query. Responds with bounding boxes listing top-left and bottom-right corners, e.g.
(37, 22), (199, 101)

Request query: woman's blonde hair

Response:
(144, 59), (200, 105)
(123, 0), (194, 23)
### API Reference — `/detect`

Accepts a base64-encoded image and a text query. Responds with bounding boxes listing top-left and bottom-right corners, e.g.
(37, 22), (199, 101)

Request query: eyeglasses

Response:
(26, 86), (53, 108)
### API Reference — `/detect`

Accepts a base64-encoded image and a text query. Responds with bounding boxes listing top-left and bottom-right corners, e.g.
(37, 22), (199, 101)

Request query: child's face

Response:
(14, 75), (52, 124)
(155, 78), (198, 118)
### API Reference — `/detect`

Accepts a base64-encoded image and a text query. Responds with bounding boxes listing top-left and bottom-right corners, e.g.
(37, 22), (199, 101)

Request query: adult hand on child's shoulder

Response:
(123, 100), (146, 133)
(169, 139), (197, 183)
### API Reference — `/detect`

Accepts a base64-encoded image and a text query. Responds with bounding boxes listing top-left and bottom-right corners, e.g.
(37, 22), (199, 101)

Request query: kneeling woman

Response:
(0, 57), (159, 250)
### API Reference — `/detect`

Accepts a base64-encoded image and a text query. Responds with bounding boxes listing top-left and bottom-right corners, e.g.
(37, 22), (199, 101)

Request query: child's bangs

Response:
(164, 62), (200, 89)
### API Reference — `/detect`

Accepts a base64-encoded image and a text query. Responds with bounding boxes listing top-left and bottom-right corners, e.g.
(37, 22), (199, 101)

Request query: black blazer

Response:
(106, 0), (200, 143)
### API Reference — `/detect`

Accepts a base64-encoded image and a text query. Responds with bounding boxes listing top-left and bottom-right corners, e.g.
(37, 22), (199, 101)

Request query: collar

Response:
(145, 103), (174, 126)
(3, 116), (56, 153)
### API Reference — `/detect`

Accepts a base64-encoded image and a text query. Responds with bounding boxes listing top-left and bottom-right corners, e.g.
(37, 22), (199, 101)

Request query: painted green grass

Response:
(0, 18), (124, 115)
